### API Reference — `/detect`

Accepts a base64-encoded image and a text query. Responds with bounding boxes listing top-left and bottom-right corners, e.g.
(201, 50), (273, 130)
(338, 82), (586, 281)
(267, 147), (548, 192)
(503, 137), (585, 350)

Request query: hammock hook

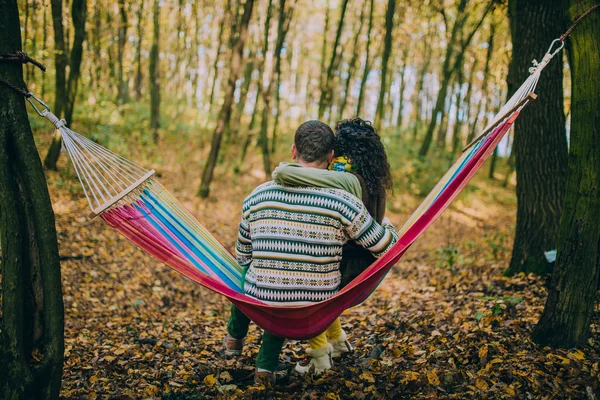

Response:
(26, 92), (51, 117)
(529, 39), (565, 74)
(546, 38), (565, 58)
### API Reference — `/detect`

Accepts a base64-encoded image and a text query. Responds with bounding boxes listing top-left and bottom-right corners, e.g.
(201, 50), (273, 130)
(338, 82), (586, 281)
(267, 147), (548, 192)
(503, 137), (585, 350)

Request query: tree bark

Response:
(134, 0), (145, 101)
(149, 0), (160, 143)
(199, 0), (255, 198)
(258, 0), (294, 175)
(467, 24), (495, 143)
(504, 0), (568, 276)
(395, 47), (410, 131)
(337, 0), (366, 121)
(116, 0), (129, 104)
(532, 0), (600, 347)
(419, 0), (492, 157)
(49, 0), (67, 119)
(0, 1), (64, 398)
(374, 0), (396, 128)
(206, 0), (233, 114)
(318, 0), (348, 120)
(412, 26), (433, 139)
(244, 0), (273, 144)
(355, 0), (374, 117)
(44, 0), (87, 170)
(229, 55), (255, 140)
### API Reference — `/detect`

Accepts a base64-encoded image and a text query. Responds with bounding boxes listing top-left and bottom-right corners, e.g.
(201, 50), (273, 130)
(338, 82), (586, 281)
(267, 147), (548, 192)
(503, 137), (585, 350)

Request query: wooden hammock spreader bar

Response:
(462, 93), (537, 153)
(88, 169), (156, 218)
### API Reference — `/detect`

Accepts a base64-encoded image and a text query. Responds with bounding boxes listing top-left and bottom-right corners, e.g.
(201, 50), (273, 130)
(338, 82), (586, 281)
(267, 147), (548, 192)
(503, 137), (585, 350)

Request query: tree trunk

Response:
(0, 1), (64, 398)
(395, 47), (410, 131)
(504, 0), (568, 276)
(318, 0), (349, 120)
(244, 0), (273, 144)
(374, 0), (396, 128)
(44, 0), (67, 171)
(93, 0), (102, 93)
(44, 0), (87, 170)
(412, 26), (433, 140)
(41, 3), (49, 97)
(467, 24), (495, 143)
(116, 0), (129, 104)
(199, 0), (255, 198)
(230, 55), (255, 139)
(134, 0), (145, 101)
(419, 0), (492, 157)
(206, 0), (233, 114)
(532, 0), (600, 347)
(149, 0), (160, 143)
(453, 58), (477, 153)
(258, 0), (294, 175)
(337, 0), (366, 121)
(63, 0), (87, 125)
(355, 0), (374, 117)
(49, 0), (67, 119)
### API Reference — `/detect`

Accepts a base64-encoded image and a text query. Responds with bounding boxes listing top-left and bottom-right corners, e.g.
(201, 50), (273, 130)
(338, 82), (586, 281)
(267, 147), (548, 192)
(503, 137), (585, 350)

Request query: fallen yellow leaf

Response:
(478, 345), (488, 360)
(427, 370), (440, 386)
(204, 374), (217, 387)
(359, 371), (375, 383)
(475, 378), (488, 391)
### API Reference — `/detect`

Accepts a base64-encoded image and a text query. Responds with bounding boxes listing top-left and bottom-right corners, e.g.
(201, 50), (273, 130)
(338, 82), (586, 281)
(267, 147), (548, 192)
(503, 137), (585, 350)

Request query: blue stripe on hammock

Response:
(133, 202), (212, 276)
(140, 191), (243, 292)
(433, 137), (485, 204)
(146, 181), (244, 279)
(141, 189), (243, 289)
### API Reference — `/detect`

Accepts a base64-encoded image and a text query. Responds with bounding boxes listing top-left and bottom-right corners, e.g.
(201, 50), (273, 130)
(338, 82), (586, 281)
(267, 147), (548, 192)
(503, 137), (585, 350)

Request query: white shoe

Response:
(294, 343), (333, 376)
(329, 329), (353, 358)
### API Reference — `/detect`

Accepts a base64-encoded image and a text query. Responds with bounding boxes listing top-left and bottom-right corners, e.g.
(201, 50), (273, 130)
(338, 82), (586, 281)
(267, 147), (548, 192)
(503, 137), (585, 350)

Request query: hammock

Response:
(30, 40), (561, 340)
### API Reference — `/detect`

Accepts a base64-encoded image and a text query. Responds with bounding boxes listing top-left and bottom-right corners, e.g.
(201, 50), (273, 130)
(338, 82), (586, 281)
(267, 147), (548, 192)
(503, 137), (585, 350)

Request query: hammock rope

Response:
(14, 38), (563, 339)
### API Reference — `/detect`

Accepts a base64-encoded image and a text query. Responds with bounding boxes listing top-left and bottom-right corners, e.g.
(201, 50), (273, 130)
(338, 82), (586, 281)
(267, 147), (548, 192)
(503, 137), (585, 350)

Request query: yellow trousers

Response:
(308, 318), (342, 349)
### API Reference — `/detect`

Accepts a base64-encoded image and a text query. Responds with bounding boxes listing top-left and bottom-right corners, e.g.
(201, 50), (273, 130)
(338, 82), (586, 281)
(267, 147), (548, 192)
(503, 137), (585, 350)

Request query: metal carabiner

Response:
(546, 38), (565, 58)
(25, 92), (51, 117)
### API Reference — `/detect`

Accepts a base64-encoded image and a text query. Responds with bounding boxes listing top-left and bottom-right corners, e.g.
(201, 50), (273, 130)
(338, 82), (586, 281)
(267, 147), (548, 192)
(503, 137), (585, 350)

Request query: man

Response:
(223, 120), (398, 384)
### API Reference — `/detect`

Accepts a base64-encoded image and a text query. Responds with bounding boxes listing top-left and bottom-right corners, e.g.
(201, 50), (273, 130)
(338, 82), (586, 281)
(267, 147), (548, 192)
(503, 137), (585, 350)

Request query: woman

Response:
(272, 117), (393, 375)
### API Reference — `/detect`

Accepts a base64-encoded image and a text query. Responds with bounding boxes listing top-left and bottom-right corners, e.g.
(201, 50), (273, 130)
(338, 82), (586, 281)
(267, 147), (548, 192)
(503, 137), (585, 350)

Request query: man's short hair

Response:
(294, 120), (334, 163)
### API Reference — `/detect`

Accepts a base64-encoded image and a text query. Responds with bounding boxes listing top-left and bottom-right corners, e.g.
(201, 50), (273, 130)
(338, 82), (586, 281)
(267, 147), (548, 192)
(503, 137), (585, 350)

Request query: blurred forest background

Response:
(2, 0), (599, 397)
(21, 0), (515, 190)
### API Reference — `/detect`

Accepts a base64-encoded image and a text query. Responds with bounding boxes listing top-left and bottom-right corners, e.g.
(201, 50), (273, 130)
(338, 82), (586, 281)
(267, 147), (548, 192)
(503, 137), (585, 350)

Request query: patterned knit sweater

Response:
(236, 181), (398, 304)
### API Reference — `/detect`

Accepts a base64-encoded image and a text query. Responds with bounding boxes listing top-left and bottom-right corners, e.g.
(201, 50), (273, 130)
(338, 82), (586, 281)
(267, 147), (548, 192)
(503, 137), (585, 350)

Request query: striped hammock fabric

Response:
(34, 41), (559, 339)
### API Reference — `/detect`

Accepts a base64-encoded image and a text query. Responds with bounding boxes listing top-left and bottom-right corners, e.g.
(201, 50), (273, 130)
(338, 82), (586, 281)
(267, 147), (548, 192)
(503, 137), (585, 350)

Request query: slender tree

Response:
(533, 0), (600, 347)
(395, 46), (410, 131)
(149, 0), (160, 143)
(419, 0), (493, 157)
(338, 0), (367, 121)
(258, 0), (294, 174)
(44, 0), (87, 170)
(206, 0), (233, 113)
(412, 25), (433, 139)
(355, 0), (374, 116)
(467, 23), (495, 142)
(116, 0), (129, 104)
(242, 0), (273, 154)
(504, 0), (568, 276)
(318, 0), (349, 120)
(134, 0), (145, 101)
(374, 0), (397, 127)
(199, 0), (255, 198)
(452, 58), (477, 153)
(0, 0), (64, 397)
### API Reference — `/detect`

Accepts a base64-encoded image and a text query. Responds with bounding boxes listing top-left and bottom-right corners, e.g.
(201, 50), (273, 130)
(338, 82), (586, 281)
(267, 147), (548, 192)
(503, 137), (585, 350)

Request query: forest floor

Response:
(28, 104), (599, 399)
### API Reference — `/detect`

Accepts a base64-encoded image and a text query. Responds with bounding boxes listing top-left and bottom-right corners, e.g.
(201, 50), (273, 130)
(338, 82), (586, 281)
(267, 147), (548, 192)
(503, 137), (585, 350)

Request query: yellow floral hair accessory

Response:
(328, 156), (356, 172)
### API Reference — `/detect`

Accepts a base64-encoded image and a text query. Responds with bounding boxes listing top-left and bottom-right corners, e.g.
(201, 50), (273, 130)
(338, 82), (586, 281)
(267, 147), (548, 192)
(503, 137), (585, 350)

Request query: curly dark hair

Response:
(334, 118), (392, 197)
